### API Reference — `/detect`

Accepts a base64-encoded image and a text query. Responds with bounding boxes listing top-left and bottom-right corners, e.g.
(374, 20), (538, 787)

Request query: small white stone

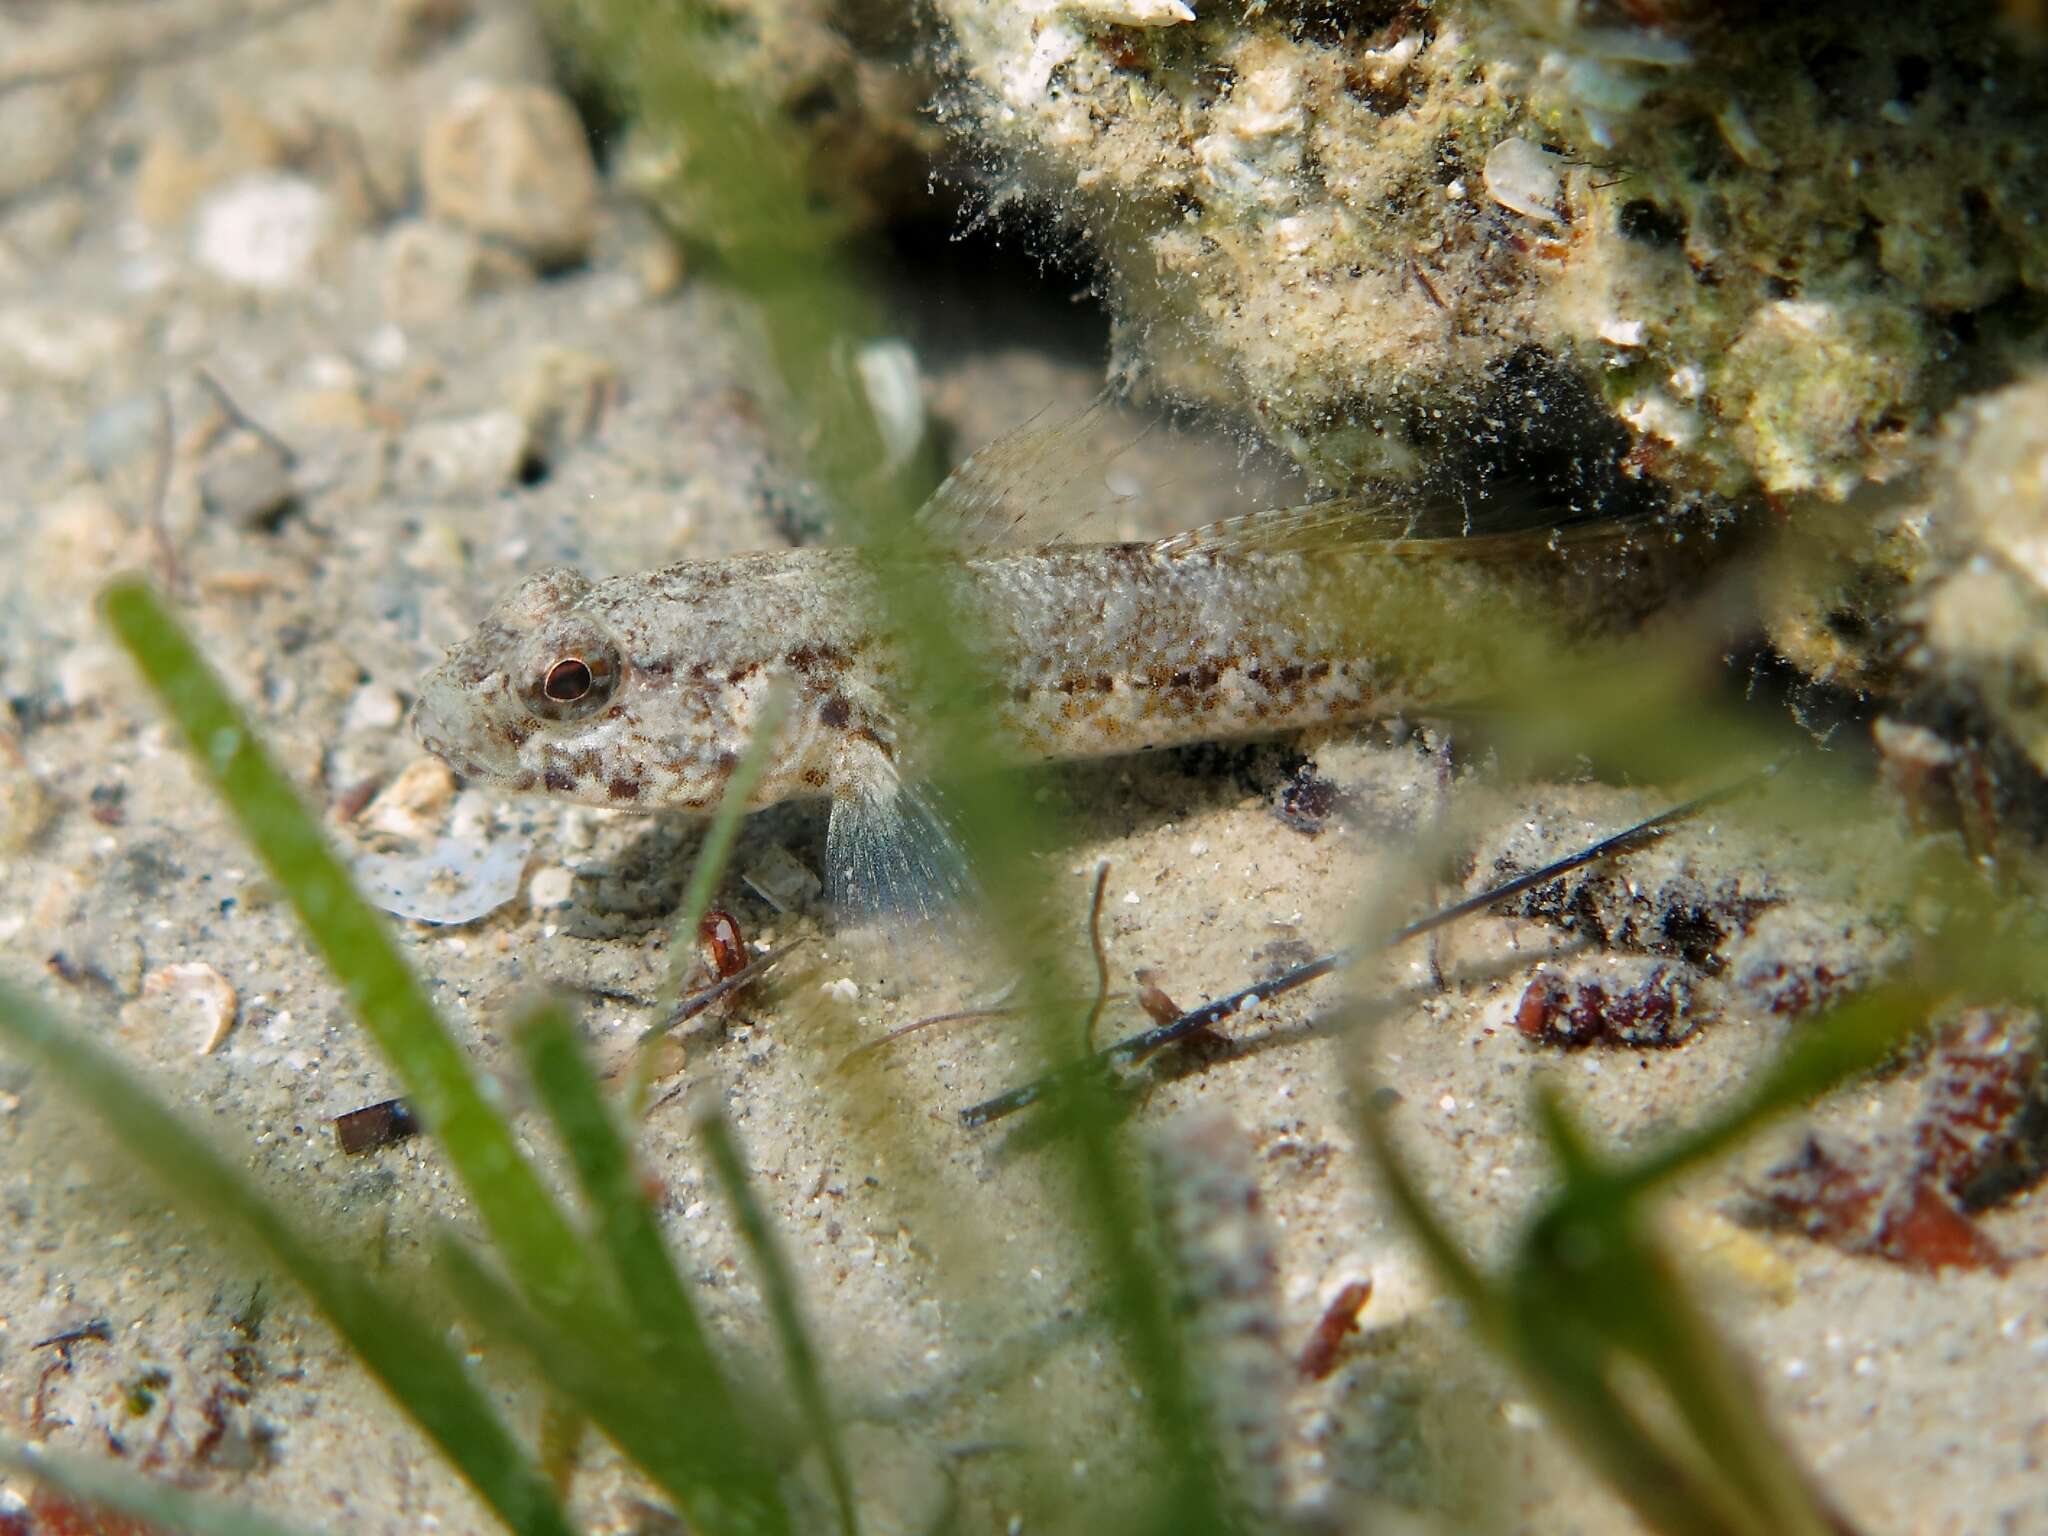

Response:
(822, 977), (860, 1003)
(1598, 317), (1645, 348)
(527, 864), (575, 908)
(344, 685), (406, 735)
(192, 173), (331, 290)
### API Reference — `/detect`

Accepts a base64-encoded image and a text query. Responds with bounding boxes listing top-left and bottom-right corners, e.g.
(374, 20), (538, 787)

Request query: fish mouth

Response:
(408, 694), (484, 780)
(409, 693), (452, 758)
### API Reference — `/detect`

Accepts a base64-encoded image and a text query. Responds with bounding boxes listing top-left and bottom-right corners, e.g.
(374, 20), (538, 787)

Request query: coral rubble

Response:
(929, 0), (2047, 506)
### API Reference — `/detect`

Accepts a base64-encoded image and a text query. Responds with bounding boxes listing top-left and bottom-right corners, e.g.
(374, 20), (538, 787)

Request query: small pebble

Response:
(83, 395), (164, 479)
(0, 303), (130, 384)
(359, 756), (456, 840)
(741, 844), (822, 912)
(0, 79), (103, 202)
(343, 684), (406, 735)
(379, 217), (534, 326)
(393, 410), (531, 497)
(528, 864), (575, 908)
(420, 83), (600, 267)
(198, 432), (297, 529)
(403, 519), (471, 578)
(506, 345), (618, 472)
(192, 173), (333, 289)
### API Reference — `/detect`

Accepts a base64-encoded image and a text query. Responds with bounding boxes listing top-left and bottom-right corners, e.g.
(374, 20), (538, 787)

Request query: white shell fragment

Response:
(359, 834), (531, 925)
(1061, 0), (1193, 27)
(139, 962), (240, 1054)
(855, 339), (927, 474)
(1483, 137), (1565, 225)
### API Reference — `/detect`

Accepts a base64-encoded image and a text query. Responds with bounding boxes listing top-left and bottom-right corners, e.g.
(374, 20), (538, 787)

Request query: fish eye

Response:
(519, 628), (619, 721)
(545, 657), (593, 702)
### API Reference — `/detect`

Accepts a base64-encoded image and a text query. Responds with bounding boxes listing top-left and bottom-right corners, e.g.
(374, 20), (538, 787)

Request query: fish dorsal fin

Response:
(915, 393), (1140, 552)
(1151, 489), (1640, 562)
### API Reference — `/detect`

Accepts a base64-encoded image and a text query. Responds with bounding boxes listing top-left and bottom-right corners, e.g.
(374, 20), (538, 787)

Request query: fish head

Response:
(412, 567), (654, 807)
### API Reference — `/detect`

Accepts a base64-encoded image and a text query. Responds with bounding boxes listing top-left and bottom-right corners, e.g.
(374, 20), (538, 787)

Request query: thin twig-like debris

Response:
(961, 772), (1767, 1127)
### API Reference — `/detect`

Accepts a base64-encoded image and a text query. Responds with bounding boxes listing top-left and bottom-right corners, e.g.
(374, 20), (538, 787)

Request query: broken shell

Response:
(139, 961), (240, 1054)
(1483, 137), (1564, 226)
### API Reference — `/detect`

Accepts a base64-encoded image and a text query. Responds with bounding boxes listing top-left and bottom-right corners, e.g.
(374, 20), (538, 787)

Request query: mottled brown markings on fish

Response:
(511, 770), (536, 791)
(818, 693), (852, 728)
(801, 766), (828, 788)
(727, 661), (759, 685)
(571, 748), (603, 780)
(608, 777), (642, 801)
(501, 720), (532, 749)
(544, 765), (575, 792)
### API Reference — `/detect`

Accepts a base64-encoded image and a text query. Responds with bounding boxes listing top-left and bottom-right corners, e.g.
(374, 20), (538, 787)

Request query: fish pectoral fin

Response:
(825, 745), (970, 925)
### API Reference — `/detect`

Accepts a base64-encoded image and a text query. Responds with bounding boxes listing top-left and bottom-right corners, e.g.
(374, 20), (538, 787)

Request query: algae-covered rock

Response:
(929, 0), (2048, 503)
(1912, 372), (2048, 774)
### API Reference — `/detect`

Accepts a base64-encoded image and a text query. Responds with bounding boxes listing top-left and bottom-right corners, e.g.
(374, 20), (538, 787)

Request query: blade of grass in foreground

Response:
(514, 1000), (787, 1525)
(431, 1233), (789, 1536)
(0, 1436), (314, 1536)
(1356, 967), (1938, 1536)
(701, 1110), (861, 1536)
(100, 580), (598, 1319)
(0, 981), (575, 1536)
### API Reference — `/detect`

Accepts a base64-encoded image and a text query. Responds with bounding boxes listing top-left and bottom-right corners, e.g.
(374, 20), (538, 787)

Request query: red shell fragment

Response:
(1752, 1006), (2043, 1273)
(699, 908), (748, 980)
